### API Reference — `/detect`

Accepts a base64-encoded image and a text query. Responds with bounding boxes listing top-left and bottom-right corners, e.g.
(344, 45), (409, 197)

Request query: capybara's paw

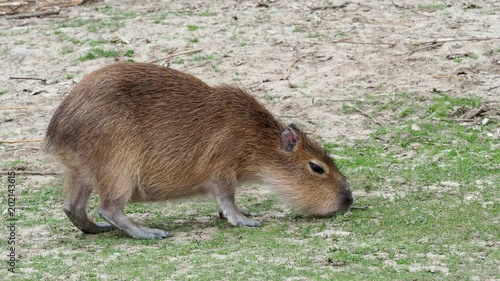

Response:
(95, 222), (115, 232)
(131, 227), (173, 239)
(219, 207), (253, 219)
(227, 215), (262, 227)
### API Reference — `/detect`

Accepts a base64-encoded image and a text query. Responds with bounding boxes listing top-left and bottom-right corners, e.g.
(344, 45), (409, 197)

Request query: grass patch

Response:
(192, 54), (215, 62)
(307, 32), (328, 38)
(60, 5), (135, 33)
(124, 49), (135, 58)
(61, 47), (74, 55)
(88, 39), (109, 46)
(77, 48), (120, 62)
(59, 19), (91, 28)
(187, 24), (200, 31)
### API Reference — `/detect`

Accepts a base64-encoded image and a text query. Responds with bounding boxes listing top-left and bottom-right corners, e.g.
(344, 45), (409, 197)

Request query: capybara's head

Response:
(264, 124), (353, 217)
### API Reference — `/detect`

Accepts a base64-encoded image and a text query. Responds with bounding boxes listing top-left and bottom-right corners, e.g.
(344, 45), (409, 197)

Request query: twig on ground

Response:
(487, 85), (500, 91)
(391, 0), (433, 17)
(464, 107), (486, 119)
(285, 55), (305, 80)
(433, 75), (457, 79)
(350, 206), (369, 211)
(431, 118), (477, 122)
(148, 48), (203, 63)
(310, 2), (349, 11)
(417, 37), (500, 45)
(375, 136), (390, 142)
(182, 61), (210, 71)
(332, 39), (395, 46)
(409, 43), (444, 54)
(0, 171), (62, 176)
(409, 37), (500, 55)
(9, 76), (46, 83)
(6, 6), (60, 19)
(0, 107), (27, 110)
(332, 37), (354, 43)
(6, 147), (41, 152)
(318, 99), (381, 103)
(350, 106), (382, 125)
(167, 47), (178, 54)
(0, 139), (43, 144)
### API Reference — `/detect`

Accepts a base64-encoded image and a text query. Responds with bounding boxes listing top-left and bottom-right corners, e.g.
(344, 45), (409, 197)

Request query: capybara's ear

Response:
(289, 123), (300, 132)
(281, 125), (300, 152)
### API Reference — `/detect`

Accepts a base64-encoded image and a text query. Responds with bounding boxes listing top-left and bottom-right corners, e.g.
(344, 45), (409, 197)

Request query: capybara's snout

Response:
(338, 189), (354, 213)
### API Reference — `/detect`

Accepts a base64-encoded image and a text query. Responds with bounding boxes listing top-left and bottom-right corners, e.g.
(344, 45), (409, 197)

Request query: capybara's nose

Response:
(341, 190), (353, 209)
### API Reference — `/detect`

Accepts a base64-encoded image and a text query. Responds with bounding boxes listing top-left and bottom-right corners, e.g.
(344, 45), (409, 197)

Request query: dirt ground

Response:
(0, 0), (499, 269)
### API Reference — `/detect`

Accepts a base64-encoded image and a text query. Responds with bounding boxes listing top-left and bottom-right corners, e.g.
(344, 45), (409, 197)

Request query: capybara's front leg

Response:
(213, 182), (261, 227)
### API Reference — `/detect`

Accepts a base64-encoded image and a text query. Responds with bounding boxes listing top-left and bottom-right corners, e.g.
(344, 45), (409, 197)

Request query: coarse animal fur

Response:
(45, 62), (353, 239)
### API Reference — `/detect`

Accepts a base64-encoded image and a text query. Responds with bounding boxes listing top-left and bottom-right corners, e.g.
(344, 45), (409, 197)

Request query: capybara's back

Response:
(46, 62), (353, 239)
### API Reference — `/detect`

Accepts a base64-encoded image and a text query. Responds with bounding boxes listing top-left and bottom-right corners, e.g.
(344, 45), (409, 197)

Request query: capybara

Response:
(45, 62), (353, 239)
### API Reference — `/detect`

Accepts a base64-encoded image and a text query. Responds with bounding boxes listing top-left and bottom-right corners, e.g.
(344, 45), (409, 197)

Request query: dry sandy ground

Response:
(0, 0), (499, 257)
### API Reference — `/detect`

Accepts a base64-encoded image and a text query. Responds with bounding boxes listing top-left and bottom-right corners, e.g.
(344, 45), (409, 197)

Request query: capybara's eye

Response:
(309, 162), (324, 174)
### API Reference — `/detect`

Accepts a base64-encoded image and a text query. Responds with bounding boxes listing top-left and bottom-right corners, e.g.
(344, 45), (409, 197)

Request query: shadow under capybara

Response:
(45, 62), (353, 239)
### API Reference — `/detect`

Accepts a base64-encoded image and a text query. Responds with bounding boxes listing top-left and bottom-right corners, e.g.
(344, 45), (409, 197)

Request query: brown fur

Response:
(46, 62), (352, 238)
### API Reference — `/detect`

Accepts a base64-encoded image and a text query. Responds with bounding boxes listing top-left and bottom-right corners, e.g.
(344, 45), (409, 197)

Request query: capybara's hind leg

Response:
(63, 172), (114, 234)
(98, 199), (172, 239)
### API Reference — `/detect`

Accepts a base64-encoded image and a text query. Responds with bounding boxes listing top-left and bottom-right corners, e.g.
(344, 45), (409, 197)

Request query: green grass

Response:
(3, 92), (498, 280)
(59, 5), (135, 33)
(188, 37), (199, 43)
(5, 159), (29, 167)
(77, 48), (120, 62)
(187, 24), (200, 31)
(308, 32), (328, 38)
(192, 54), (215, 62)
(124, 49), (135, 58)
(88, 39), (109, 46)
(60, 36), (82, 45)
(65, 74), (75, 80)
(0, 89), (7, 95)
(61, 47), (74, 55)
(59, 19), (91, 28)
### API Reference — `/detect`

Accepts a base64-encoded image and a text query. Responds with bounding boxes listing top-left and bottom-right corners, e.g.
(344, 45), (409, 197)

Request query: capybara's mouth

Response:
(311, 208), (350, 218)
(309, 192), (353, 218)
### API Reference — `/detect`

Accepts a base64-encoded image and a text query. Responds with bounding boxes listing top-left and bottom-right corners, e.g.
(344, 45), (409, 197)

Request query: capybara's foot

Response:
(223, 210), (262, 227)
(132, 226), (173, 239)
(229, 215), (262, 227)
(219, 207), (253, 219)
(99, 203), (172, 239)
(94, 222), (115, 232)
